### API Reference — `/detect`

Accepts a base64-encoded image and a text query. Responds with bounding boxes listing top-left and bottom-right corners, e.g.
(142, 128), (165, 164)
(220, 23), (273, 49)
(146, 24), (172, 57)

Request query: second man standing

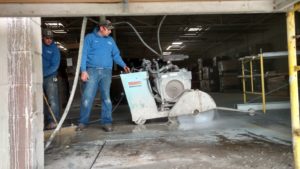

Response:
(77, 20), (130, 132)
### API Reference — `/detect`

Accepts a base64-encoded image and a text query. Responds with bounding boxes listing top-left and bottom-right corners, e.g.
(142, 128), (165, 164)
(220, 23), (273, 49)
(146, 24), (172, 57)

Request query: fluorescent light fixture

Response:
(52, 30), (67, 34)
(166, 45), (184, 51)
(56, 43), (68, 51)
(45, 22), (64, 27)
(163, 52), (172, 55)
(188, 27), (202, 32)
(172, 42), (183, 45)
(166, 45), (172, 50)
(58, 45), (64, 49)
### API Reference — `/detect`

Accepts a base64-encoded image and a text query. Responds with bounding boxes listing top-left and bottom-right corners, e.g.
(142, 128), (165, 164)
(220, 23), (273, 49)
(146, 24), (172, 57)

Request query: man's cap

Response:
(42, 29), (54, 38)
(99, 20), (114, 30)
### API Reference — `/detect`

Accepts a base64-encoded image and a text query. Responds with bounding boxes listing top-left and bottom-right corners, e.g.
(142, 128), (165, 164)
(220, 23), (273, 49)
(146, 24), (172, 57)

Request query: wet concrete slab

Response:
(91, 136), (291, 169)
(45, 107), (293, 169)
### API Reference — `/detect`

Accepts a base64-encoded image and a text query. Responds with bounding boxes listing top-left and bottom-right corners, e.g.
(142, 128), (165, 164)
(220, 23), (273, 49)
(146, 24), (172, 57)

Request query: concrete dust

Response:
(91, 136), (292, 169)
(177, 110), (216, 130)
(45, 140), (105, 169)
(45, 108), (293, 169)
(44, 125), (77, 148)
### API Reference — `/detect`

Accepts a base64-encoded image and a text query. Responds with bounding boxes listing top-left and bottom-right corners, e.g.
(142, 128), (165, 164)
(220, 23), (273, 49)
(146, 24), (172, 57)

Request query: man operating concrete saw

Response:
(77, 20), (130, 132)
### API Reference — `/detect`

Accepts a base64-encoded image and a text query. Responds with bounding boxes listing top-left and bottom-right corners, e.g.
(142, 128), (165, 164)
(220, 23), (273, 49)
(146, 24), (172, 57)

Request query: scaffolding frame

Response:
(239, 51), (266, 113)
(287, 3), (300, 169)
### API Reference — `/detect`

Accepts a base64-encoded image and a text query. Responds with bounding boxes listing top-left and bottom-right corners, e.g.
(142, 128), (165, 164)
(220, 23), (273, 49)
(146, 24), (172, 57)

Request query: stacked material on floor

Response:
(200, 66), (219, 92)
(218, 60), (240, 92)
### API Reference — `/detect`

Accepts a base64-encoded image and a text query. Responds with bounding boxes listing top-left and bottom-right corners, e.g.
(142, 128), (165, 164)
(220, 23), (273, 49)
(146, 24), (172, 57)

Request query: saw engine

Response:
(120, 56), (216, 124)
(141, 59), (192, 109)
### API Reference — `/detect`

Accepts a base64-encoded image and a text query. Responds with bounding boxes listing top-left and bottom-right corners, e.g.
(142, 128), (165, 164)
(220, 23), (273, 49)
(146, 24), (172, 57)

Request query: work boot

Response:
(102, 124), (113, 132)
(76, 123), (86, 131)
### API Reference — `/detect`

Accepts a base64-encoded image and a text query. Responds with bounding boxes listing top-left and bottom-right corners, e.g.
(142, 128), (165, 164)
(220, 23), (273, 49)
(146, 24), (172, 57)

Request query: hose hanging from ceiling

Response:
(45, 17), (87, 150)
(88, 17), (167, 58)
(157, 15), (167, 56)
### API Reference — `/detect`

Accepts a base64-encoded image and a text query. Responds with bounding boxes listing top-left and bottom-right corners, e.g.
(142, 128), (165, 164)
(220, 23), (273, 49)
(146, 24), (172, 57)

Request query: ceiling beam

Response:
(274, 0), (300, 11)
(0, 0), (276, 17)
(0, 0), (217, 2)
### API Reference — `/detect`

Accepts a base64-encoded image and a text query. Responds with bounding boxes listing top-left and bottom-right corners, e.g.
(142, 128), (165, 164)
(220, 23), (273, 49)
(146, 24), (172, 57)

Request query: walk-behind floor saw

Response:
(121, 55), (217, 125)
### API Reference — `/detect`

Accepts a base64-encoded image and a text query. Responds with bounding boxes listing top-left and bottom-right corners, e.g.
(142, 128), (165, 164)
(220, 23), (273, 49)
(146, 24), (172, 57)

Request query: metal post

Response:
(242, 60), (247, 103)
(259, 50), (266, 113)
(287, 7), (300, 169)
(250, 60), (254, 92)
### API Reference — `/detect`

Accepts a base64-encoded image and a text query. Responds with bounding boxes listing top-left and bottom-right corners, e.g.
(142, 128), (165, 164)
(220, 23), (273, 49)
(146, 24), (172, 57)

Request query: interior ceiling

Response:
(41, 13), (285, 60)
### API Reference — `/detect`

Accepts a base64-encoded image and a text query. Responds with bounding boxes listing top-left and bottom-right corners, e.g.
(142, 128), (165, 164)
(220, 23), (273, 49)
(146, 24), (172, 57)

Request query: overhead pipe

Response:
(88, 18), (162, 58)
(157, 15), (166, 56)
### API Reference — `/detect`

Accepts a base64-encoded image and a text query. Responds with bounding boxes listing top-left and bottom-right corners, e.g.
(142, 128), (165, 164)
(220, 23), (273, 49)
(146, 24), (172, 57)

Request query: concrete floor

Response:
(45, 93), (293, 169)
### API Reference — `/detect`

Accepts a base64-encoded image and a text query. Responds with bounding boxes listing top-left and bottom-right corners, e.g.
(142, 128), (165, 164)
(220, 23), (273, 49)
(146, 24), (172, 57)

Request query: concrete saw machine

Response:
(120, 55), (216, 124)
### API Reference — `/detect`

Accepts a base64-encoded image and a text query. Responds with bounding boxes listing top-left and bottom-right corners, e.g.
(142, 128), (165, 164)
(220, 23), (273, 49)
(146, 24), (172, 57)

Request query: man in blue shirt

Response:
(77, 20), (130, 132)
(42, 29), (61, 130)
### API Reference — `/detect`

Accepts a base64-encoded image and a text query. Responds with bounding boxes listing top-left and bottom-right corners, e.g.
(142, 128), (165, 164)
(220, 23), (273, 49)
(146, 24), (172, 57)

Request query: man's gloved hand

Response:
(81, 71), (89, 82)
(123, 66), (130, 73)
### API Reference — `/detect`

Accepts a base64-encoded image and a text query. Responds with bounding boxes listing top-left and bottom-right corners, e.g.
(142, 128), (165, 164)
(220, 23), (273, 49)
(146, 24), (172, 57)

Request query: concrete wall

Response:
(0, 17), (44, 169)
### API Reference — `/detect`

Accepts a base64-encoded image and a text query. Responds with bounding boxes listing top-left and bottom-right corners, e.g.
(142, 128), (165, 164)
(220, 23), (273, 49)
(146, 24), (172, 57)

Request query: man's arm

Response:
(80, 35), (91, 72)
(111, 44), (130, 73)
(111, 40), (127, 68)
(80, 35), (91, 81)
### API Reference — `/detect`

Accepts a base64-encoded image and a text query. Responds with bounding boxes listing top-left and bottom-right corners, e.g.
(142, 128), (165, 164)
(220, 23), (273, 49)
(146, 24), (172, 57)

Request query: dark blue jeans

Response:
(43, 74), (60, 124)
(79, 68), (112, 125)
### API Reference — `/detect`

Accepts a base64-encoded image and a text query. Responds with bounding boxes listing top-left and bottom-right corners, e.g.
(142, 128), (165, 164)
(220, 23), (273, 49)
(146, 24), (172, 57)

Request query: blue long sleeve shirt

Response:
(80, 27), (126, 72)
(42, 42), (61, 78)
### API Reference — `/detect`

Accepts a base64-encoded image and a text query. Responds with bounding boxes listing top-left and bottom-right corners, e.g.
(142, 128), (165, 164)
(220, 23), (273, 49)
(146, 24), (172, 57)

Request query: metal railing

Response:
(239, 51), (266, 113)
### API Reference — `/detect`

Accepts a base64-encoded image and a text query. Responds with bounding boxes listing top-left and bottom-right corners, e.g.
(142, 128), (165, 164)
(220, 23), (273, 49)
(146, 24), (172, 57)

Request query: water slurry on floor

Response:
(45, 107), (293, 169)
